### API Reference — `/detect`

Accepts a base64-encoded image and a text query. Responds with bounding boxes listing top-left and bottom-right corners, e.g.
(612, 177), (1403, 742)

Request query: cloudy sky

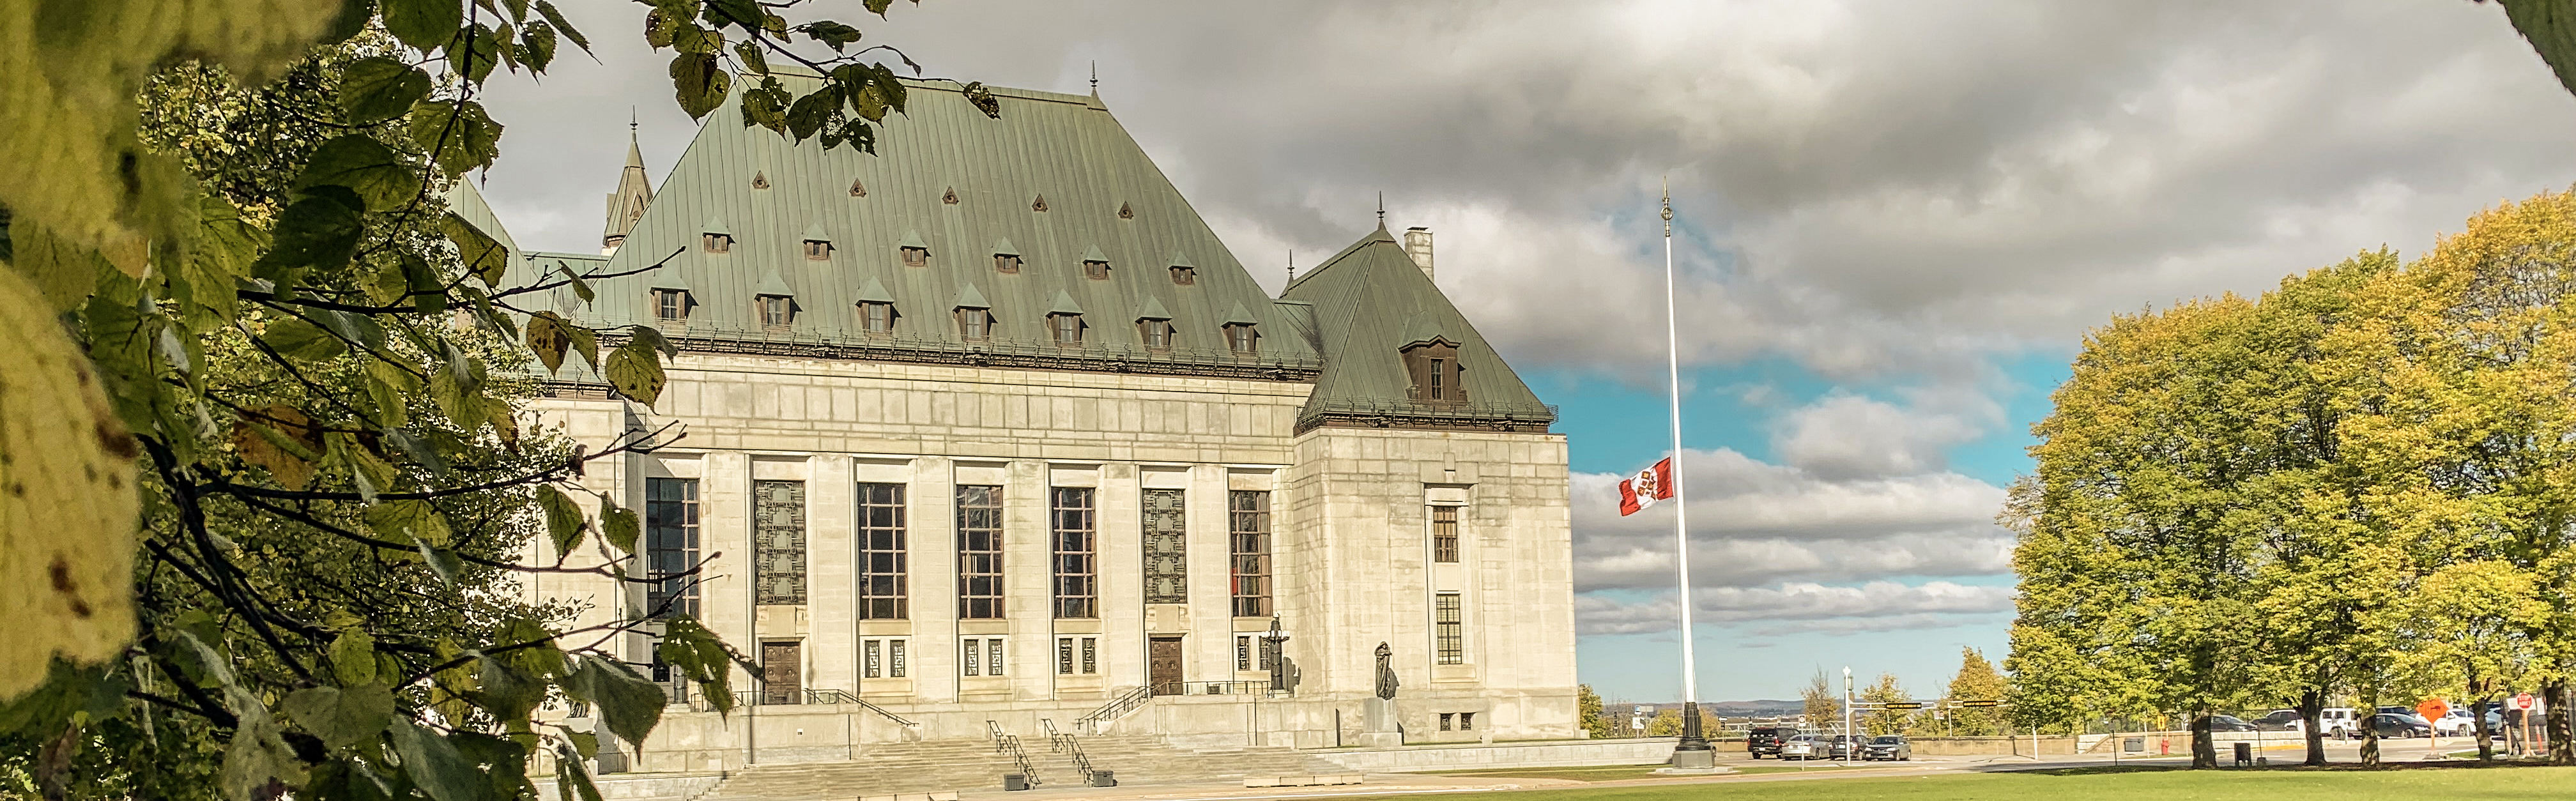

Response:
(471, 1), (2576, 703)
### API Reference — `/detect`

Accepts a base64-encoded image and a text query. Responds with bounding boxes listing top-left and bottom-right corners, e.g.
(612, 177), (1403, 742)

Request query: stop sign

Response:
(2514, 693), (2536, 711)
(2418, 699), (2450, 723)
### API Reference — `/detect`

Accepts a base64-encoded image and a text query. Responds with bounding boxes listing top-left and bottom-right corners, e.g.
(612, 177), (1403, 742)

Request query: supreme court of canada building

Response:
(465, 68), (1579, 770)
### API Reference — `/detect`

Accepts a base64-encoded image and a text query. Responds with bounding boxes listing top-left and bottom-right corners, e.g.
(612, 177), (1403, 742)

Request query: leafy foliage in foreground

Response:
(0, 0), (995, 798)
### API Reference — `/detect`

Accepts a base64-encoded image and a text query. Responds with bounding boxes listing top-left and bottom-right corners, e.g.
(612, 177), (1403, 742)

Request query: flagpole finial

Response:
(1090, 61), (1098, 96)
(1377, 192), (1386, 225)
(1287, 249), (1296, 284)
(1661, 177), (1673, 235)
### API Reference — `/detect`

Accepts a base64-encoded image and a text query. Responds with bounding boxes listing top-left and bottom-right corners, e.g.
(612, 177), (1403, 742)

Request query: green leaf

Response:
(962, 81), (1001, 119)
(568, 326), (600, 372)
(409, 100), (506, 179)
(418, 542), (464, 586)
(381, 0), (465, 50)
(795, 20), (861, 52)
(600, 505), (639, 553)
(295, 135), (422, 212)
(342, 57), (433, 125)
(702, 0), (760, 31)
(535, 0), (590, 52)
(787, 86), (837, 141)
(252, 195), (364, 275)
(554, 744), (606, 801)
(364, 500), (451, 546)
(452, 23), (504, 84)
(604, 342), (666, 408)
(388, 719), (480, 801)
(441, 211), (509, 286)
(477, 654), (545, 723)
(523, 20), (559, 73)
(570, 657), (664, 750)
(330, 432), (401, 503)
(629, 324), (678, 358)
(330, 629), (379, 685)
(537, 484), (586, 556)
(644, 7), (677, 49)
(557, 262), (595, 303)
(400, 252), (448, 312)
(739, 83), (787, 134)
(732, 38), (766, 75)
(864, 0), (893, 16)
(668, 53), (731, 120)
(283, 683), (395, 749)
(526, 311), (573, 373)
(222, 713), (309, 801)
(262, 317), (348, 363)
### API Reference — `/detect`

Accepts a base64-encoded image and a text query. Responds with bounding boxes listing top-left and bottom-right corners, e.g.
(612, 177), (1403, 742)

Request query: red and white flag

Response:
(1618, 457), (1675, 516)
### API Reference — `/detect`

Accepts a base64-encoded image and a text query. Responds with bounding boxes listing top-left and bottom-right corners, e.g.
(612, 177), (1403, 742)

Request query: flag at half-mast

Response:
(1618, 457), (1675, 516)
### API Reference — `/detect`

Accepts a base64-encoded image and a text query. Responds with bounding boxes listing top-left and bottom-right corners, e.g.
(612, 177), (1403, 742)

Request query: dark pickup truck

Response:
(1747, 726), (1799, 758)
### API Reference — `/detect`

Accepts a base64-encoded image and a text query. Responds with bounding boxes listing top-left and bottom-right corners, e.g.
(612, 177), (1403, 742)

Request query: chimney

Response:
(1403, 227), (1433, 281)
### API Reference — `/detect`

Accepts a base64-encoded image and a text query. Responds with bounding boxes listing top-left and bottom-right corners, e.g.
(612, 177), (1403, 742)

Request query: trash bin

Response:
(2232, 742), (2251, 767)
(1004, 774), (1029, 791)
(1089, 771), (1117, 788)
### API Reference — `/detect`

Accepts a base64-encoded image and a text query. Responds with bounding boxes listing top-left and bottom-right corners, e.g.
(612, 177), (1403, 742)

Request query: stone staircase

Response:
(697, 734), (1342, 800)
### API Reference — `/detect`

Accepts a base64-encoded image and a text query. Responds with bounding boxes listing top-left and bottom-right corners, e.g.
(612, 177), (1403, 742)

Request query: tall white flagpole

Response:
(1664, 178), (1712, 764)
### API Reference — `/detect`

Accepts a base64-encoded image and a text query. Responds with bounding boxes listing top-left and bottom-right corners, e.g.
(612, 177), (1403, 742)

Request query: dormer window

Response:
(1140, 319), (1174, 349)
(804, 240), (832, 260)
(757, 295), (794, 328)
(1170, 266), (1196, 285)
(1225, 323), (1257, 356)
(1049, 313), (1084, 346)
(1403, 340), (1465, 403)
(957, 308), (992, 340)
(703, 233), (732, 253)
(1084, 260), (1109, 280)
(652, 289), (690, 323)
(858, 301), (894, 335)
(995, 254), (1022, 273)
(901, 246), (929, 268)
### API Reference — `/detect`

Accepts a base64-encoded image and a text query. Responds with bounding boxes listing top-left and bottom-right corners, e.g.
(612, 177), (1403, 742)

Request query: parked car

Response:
(2318, 707), (2360, 739)
(1747, 726), (1798, 759)
(1779, 735), (1823, 760)
(2207, 715), (2258, 732)
(2434, 708), (2506, 736)
(1824, 734), (1859, 761)
(2366, 713), (2433, 738)
(2253, 710), (2305, 733)
(1861, 735), (1913, 761)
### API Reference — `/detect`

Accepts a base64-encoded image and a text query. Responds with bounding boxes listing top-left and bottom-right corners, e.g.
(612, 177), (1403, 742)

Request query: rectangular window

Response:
(652, 289), (689, 323)
(1142, 489), (1188, 604)
(1436, 593), (1464, 665)
(702, 233), (731, 253)
(1053, 487), (1097, 618)
(1051, 314), (1083, 346)
(759, 295), (793, 327)
(889, 639), (906, 678)
(1230, 491), (1271, 618)
(1082, 637), (1096, 675)
(1440, 713), (1454, 731)
(957, 309), (990, 340)
(865, 639), (882, 679)
(962, 639), (981, 676)
(1236, 636), (1252, 671)
(1227, 324), (1257, 355)
(989, 638), (1005, 676)
(1428, 358), (1446, 400)
(957, 485), (1004, 619)
(1084, 260), (1110, 280)
(645, 478), (701, 619)
(901, 246), (928, 267)
(995, 254), (1021, 273)
(1059, 638), (1076, 675)
(1432, 505), (1460, 563)
(804, 240), (831, 260)
(1140, 319), (1172, 349)
(1461, 712), (1476, 731)
(1170, 265), (1195, 285)
(753, 480), (807, 605)
(858, 482), (907, 620)
(861, 301), (893, 334)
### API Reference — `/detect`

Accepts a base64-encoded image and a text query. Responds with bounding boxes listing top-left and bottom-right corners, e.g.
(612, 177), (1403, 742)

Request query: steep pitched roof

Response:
(1282, 225), (1552, 431)
(538, 67), (1317, 371)
(602, 131), (655, 248)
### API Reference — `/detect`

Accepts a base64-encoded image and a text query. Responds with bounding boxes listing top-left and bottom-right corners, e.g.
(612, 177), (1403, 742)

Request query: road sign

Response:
(2514, 693), (2536, 711)
(1885, 702), (1924, 710)
(1957, 700), (2001, 708)
(2417, 699), (2450, 724)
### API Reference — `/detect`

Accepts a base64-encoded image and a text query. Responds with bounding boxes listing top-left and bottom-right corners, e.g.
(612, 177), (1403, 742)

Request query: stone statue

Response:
(1373, 642), (1399, 700)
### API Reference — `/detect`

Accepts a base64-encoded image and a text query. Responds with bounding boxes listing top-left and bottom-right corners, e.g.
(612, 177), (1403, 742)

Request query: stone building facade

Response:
(468, 70), (1575, 770)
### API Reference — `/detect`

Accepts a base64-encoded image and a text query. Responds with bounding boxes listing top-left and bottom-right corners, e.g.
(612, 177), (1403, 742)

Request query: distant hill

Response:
(1606, 699), (1806, 717)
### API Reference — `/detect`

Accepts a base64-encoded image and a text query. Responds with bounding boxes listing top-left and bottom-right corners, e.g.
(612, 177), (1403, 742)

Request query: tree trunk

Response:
(2189, 713), (2216, 768)
(2550, 680), (2573, 765)
(2299, 689), (2328, 766)
(2473, 693), (2496, 763)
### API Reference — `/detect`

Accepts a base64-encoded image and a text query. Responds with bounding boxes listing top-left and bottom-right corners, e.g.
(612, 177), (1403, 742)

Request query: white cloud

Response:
(1770, 390), (1997, 480)
(1574, 581), (2016, 636)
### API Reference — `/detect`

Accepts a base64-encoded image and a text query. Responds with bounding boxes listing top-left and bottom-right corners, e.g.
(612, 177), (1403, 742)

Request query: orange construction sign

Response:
(2417, 699), (2450, 725)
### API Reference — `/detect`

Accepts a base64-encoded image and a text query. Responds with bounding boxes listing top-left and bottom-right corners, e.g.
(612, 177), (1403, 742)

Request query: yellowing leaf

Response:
(441, 210), (508, 286)
(0, 266), (138, 702)
(604, 341), (664, 408)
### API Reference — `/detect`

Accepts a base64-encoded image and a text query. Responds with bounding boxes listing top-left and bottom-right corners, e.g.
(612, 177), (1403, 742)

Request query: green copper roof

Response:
(990, 236), (1018, 256)
(702, 217), (732, 236)
(1135, 294), (1172, 320)
(534, 69), (1315, 365)
(1220, 300), (1260, 326)
(1047, 289), (1085, 316)
(801, 221), (829, 242)
(1167, 252), (1195, 268)
(855, 275), (895, 303)
(753, 270), (793, 298)
(898, 229), (927, 249)
(1282, 225), (1549, 416)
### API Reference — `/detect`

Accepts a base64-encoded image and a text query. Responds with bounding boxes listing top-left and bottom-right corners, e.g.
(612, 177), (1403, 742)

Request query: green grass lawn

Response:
(1418, 764), (1877, 782)
(1433, 765), (2576, 801)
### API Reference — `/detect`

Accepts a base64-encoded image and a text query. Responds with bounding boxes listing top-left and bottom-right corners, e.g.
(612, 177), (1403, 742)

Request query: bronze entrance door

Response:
(761, 641), (801, 705)
(1149, 637), (1183, 695)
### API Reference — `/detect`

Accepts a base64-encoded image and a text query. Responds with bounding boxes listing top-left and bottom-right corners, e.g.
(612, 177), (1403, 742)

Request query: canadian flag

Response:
(1618, 457), (1675, 517)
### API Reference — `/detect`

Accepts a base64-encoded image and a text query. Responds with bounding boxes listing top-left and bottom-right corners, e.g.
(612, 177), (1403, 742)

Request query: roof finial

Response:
(1287, 249), (1296, 284)
(1376, 192), (1386, 226)
(1089, 61), (1098, 96)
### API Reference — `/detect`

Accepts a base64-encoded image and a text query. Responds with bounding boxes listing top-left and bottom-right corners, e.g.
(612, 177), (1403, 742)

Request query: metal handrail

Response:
(1040, 719), (1096, 784)
(717, 689), (920, 726)
(1078, 685), (1154, 734)
(988, 721), (1041, 786)
(1297, 397), (1561, 427)
(1183, 680), (1284, 696)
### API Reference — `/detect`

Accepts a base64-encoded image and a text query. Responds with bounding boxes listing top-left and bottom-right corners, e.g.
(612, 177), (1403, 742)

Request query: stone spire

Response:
(601, 118), (654, 255)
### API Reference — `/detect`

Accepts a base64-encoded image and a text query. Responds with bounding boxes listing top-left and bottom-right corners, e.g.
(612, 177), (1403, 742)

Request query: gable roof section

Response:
(558, 68), (1318, 381)
(1281, 225), (1554, 433)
